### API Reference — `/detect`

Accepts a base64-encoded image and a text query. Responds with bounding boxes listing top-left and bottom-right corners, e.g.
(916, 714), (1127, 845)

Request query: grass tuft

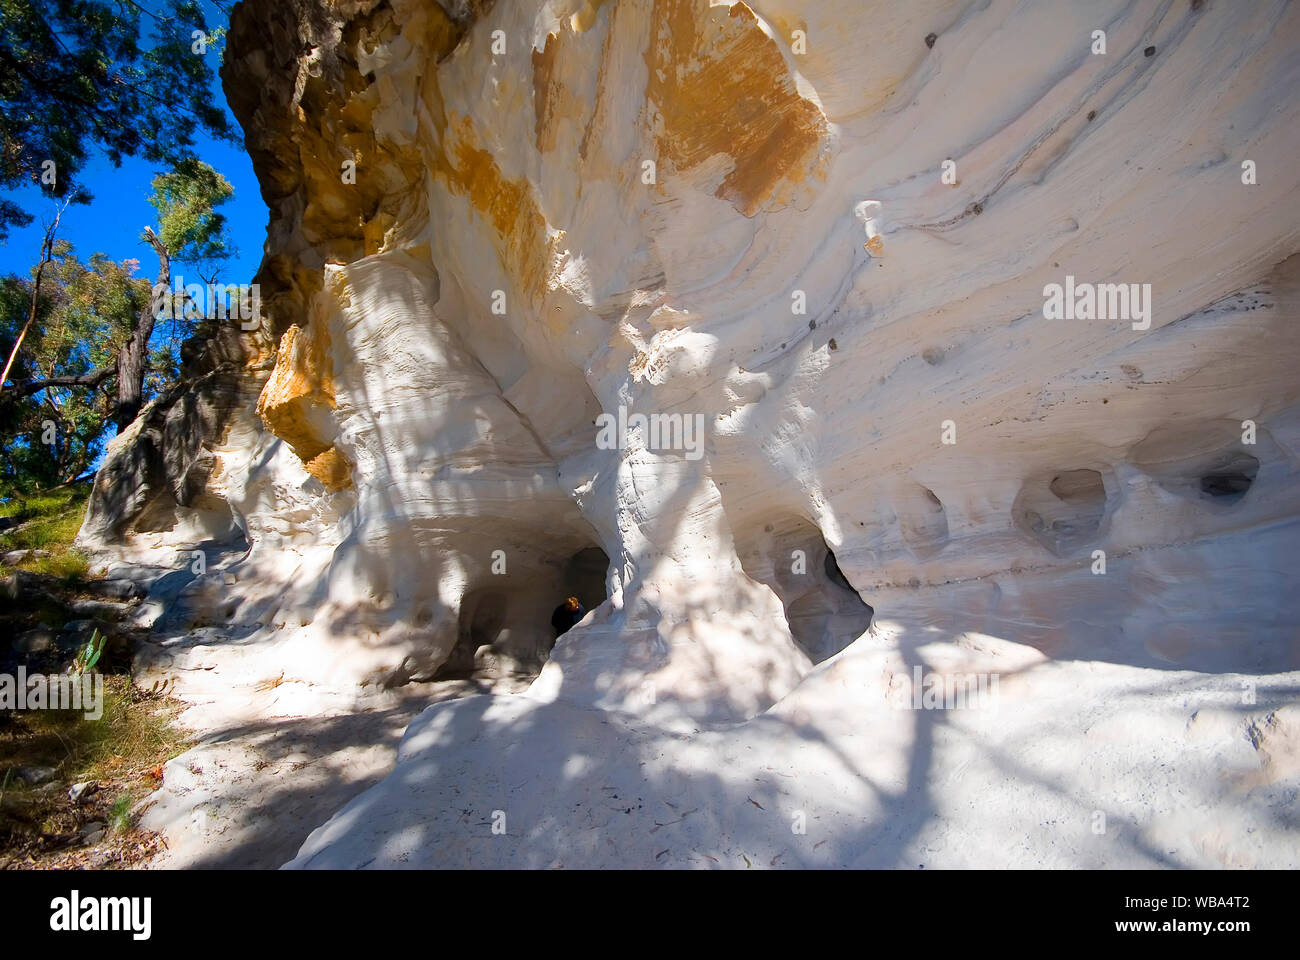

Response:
(0, 487), (92, 583)
(0, 677), (190, 864)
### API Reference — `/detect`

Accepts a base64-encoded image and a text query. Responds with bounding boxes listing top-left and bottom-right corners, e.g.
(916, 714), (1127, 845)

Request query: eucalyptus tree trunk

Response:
(114, 227), (169, 433)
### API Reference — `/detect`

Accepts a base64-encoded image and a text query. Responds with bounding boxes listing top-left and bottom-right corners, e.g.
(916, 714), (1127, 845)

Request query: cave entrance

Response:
(735, 516), (874, 663)
(432, 545), (611, 681)
(559, 546), (612, 622)
(547, 546), (611, 644)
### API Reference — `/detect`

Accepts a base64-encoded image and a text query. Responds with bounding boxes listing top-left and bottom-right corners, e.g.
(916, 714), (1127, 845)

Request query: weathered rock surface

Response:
(78, 0), (1300, 867)
(78, 324), (253, 552)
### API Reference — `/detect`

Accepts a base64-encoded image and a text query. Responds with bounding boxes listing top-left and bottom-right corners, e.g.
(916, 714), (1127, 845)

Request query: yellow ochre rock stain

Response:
(644, 0), (830, 216)
(303, 446), (353, 492)
(437, 113), (563, 303)
(256, 322), (353, 491)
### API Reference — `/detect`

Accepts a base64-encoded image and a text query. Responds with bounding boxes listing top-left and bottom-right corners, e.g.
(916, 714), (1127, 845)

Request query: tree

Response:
(1, 159), (235, 437)
(0, 242), (146, 494)
(143, 157), (236, 395)
(0, 0), (236, 239)
(112, 224), (170, 431)
(149, 156), (235, 282)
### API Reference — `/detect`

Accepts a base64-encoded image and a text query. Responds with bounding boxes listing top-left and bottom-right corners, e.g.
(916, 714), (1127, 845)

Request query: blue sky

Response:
(0, 0), (267, 289)
(0, 134), (266, 289)
(0, 3), (268, 467)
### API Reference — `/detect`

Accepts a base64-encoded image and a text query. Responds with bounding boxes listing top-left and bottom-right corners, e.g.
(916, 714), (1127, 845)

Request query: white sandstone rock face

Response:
(87, 0), (1300, 866)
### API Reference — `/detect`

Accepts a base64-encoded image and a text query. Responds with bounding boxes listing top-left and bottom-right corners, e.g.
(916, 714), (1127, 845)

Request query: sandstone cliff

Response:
(81, 0), (1300, 868)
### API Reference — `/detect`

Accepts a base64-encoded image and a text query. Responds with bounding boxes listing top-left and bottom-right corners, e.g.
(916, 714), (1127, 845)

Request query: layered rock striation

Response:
(81, 0), (1300, 867)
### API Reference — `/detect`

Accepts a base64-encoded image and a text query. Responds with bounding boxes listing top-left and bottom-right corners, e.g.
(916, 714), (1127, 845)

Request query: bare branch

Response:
(0, 199), (69, 390)
(2, 367), (116, 402)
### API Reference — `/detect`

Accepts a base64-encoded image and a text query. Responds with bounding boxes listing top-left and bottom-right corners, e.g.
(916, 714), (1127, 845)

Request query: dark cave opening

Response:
(432, 545), (611, 681)
(736, 517), (874, 664)
(559, 546), (612, 618)
(1200, 453), (1259, 503)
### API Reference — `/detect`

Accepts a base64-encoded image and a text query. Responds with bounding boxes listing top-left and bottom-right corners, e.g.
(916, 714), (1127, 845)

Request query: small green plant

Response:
(109, 793), (134, 834)
(70, 629), (106, 675)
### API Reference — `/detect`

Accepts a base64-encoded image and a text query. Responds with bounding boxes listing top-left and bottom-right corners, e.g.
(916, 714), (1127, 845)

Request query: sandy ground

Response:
(117, 545), (1299, 870)
(136, 678), (527, 869)
(282, 626), (1300, 869)
(103, 549), (530, 869)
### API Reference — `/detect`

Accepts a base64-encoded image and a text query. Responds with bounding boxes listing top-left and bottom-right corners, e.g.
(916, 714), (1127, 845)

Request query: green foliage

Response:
(149, 157), (235, 272)
(0, 2), (241, 500)
(0, 245), (147, 495)
(1, 153), (238, 498)
(0, 675), (190, 862)
(37, 676), (188, 784)
(23, 550), (90, 582)
(0, 488), (83, 521)
(0, 0), (237, 238)
(108, 792), (134, 834)
(145, 158), (237, 387)
(71, 629), (106, 676)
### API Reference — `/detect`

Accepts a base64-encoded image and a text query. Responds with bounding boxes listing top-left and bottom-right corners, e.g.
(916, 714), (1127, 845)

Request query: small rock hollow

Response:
(736, 515), (874, 663)
(1014, 468), (1108, 556)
